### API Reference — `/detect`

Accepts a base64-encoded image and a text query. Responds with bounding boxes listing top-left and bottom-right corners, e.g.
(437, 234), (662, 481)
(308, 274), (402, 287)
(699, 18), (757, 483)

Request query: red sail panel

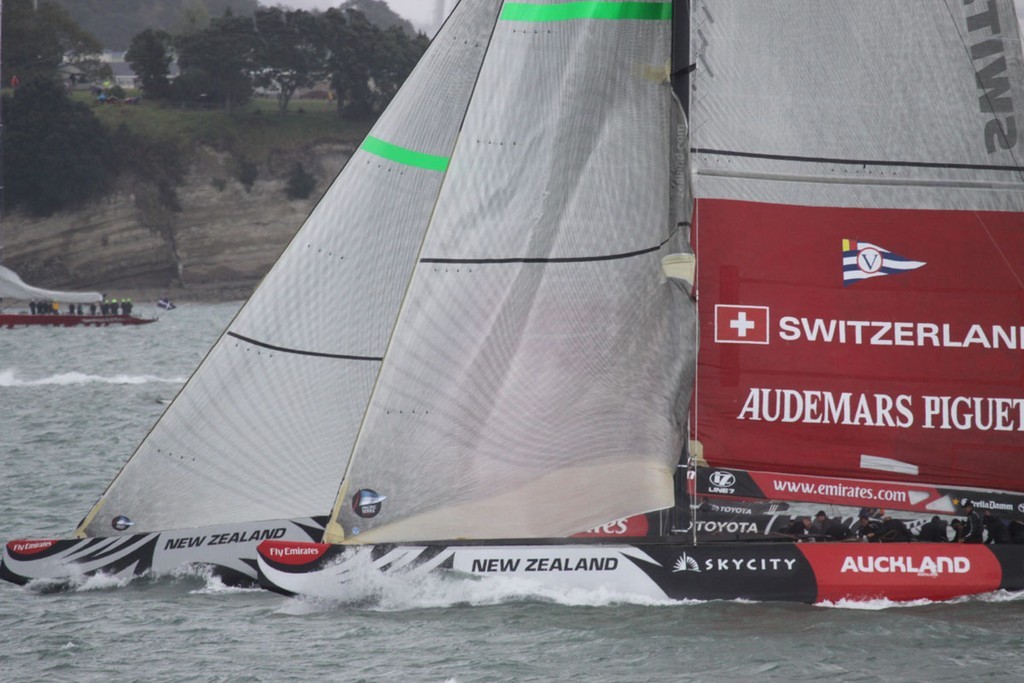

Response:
(693, 199), (1024, 492)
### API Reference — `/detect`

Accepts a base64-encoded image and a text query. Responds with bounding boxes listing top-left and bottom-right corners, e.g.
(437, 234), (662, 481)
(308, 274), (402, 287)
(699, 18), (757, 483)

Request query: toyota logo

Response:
(709, 471), (736, 488)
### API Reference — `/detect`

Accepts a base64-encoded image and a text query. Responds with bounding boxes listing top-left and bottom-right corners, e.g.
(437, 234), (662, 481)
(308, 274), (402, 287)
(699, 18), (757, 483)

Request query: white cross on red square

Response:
(714, 305), (770, 344)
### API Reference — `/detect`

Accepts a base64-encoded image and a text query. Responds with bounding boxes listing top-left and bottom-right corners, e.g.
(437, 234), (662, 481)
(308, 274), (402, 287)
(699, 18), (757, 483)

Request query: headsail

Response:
(326, 1), (695, 544)
(689, 1), (1024, 493)
(0, 265), (101, 304)
(75, 0), (505, 536)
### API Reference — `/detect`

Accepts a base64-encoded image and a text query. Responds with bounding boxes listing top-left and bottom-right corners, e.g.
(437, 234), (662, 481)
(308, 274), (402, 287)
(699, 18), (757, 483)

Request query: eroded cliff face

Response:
(2, 143), (352, 300)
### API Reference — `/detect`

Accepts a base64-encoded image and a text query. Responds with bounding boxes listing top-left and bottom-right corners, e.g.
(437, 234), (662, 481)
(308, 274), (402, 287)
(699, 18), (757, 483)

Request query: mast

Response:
(670, 0), (690, 116)
(1, 0), (5, 269)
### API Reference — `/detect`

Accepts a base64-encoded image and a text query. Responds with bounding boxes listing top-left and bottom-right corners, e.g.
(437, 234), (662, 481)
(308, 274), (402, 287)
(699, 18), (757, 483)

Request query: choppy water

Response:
(2, 302), (1023, 682)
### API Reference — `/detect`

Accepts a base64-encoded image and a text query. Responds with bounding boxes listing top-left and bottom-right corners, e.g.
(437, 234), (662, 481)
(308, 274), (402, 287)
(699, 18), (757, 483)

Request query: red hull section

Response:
(693, 199), (1024, 493)
(798, 543), (1003, 603)
(0, 313), (155, 328)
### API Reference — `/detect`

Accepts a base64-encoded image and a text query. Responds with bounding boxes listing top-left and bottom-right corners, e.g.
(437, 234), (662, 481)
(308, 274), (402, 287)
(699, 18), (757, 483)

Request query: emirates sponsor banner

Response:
(748, 471), (945, 513)
(693, 200), (1024, 492)
(257, 541), (330, 567)
(798, 544), (1002, 603)
(5, 540), (59, 557)
(572, 514), (651, 538)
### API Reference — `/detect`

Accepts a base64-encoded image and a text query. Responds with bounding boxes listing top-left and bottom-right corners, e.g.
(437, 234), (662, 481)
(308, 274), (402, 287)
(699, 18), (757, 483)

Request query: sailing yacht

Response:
(6, 0), (1024, 603)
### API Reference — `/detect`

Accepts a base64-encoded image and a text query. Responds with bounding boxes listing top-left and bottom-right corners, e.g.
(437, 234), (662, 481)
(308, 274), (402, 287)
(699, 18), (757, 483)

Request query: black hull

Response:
(257, 538), (1024, 604)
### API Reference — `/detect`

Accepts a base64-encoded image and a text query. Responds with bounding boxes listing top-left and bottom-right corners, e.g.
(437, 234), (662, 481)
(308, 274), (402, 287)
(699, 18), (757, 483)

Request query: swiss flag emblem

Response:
(714, 305), (770, 344)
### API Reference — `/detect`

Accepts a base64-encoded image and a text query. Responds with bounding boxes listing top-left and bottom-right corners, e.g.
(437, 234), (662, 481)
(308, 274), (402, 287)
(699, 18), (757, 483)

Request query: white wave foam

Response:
(816, 597), (935, 611)
(275, 559), (686, 614)
(0, 368), (186, 387)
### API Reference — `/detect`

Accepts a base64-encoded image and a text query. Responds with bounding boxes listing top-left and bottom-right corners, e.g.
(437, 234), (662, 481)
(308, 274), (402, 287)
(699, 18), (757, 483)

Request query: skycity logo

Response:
(673, 554), (702, 573)
(714, 305), (770, 344)
(842, 240), (926, 286)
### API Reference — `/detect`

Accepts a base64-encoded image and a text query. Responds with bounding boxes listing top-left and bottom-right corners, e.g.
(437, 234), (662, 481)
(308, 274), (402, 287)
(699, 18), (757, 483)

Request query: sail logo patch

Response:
(842, 240), (925, 286)
(111, 515), (134, 531)
(714, 305), (770, 344)
(351, 489), (386, 518)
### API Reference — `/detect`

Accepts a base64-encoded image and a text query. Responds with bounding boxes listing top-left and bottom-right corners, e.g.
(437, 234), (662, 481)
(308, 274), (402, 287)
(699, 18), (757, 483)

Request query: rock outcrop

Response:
(2, 142), (352, 301)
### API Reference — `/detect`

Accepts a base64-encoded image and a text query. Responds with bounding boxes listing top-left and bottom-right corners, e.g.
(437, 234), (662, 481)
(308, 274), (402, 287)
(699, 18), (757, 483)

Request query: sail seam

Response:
(420, 243), (665, 265)
(694, 148), (1024, 174)
(226, 332), (382, 362)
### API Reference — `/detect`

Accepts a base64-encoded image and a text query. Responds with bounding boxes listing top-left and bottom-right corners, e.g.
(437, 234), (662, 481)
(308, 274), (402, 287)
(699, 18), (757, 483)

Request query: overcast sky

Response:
(270, 1), (1024, 41)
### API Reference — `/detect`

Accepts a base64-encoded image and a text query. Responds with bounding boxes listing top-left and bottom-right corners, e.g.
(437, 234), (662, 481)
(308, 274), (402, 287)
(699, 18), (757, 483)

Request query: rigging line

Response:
(421, 232), (681, 265)
(693, 148), (1024, 174)
(970, 212), (1024, 292)
(226, 332), (382, 362)
(323, 0), (508, 545)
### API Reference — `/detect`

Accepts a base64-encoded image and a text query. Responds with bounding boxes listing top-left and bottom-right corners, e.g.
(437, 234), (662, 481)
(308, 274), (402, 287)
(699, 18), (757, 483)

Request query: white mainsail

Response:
(328, 1), (695, 544)
(0, 265), (101, 304)
(76, 0), (506, 536)
(688, 0), (1024, 490)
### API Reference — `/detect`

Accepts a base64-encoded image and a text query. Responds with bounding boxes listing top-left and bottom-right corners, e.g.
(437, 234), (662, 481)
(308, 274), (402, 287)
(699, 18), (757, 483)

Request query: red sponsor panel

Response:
(258, 541), (329, 566)
(6, 540), (58, 556)
(798, 544), (1002, 603)
(571, 514), (650, 538)
(748, 471), (944, 513)
(693, 199), (1024, 493)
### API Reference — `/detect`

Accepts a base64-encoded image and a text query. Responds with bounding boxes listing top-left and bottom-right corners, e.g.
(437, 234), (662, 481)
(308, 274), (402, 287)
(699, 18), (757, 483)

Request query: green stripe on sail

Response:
(500, 1), (671, 22)
(360, 136), (450, 172)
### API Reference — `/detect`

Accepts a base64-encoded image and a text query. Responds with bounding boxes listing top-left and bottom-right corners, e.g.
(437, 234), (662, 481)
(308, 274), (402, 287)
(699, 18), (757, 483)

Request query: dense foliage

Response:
(2, 78), (115, 216)
(0, 0), (429, 216)
(1, 0), (104, 83)
(125, 29), (175, 100)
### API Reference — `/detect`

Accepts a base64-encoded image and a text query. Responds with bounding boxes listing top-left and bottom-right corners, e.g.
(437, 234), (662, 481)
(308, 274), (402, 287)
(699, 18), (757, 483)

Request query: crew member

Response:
(960, 500), (984, 544)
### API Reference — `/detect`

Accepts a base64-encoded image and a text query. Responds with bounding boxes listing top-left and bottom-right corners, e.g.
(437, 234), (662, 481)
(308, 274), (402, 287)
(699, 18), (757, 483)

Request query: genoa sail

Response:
(688, 0), (1024, 496)
(325, 0), (695, 544)
(73, 0), (505, 537)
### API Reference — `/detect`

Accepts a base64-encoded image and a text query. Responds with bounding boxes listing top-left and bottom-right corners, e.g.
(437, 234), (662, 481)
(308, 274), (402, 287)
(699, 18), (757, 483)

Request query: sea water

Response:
(1, 302), (1023, 682)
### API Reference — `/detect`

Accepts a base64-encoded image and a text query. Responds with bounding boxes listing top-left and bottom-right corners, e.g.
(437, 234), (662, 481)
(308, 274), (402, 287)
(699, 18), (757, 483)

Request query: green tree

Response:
(320, 7), (428, 119)
(253, 7), (328, 115)
(366, 25), (429, 113)
(321, 8), (376, 119)
(175, 10), (257, 114)
(2, 78), (114, 216)
(125, 29), (175, 99)
(1, 0), (103, 83)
